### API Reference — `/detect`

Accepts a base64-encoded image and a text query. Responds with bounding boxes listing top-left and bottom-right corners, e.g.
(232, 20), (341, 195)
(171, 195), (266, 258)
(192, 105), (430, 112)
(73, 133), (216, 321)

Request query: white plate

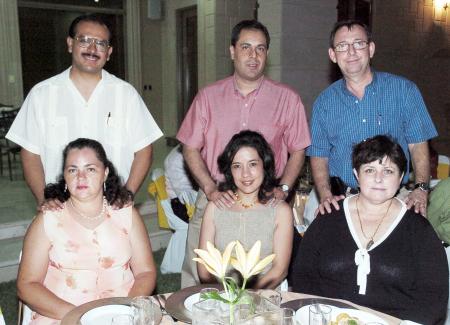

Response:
(295, 305), (388, 325)
(80, 305), (132, 325)
(183, 293), (201, 312)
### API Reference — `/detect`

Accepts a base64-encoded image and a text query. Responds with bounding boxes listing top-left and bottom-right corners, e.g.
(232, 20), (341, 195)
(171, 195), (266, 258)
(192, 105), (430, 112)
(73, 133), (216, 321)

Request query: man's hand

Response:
(316, 194), (345, 215)
(206, 189), (236, 209)
(39, 198), (64, 212)
(265, 187), (286, 207)
(404, 188), (428, 216)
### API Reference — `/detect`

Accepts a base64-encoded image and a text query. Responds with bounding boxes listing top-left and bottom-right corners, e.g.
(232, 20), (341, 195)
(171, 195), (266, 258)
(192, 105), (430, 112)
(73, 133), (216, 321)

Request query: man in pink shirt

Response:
(177, 20), (311, 287)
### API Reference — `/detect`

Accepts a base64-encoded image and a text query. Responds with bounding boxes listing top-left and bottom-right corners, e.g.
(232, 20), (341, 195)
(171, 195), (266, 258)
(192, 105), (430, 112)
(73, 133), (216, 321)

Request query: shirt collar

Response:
(340, 68), (378, 97)
(232, 74), (265, 98)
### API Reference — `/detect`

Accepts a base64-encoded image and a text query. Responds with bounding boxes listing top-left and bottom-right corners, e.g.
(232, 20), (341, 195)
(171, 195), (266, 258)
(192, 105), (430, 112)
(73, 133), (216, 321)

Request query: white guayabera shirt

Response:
(7, 68), (163, 184)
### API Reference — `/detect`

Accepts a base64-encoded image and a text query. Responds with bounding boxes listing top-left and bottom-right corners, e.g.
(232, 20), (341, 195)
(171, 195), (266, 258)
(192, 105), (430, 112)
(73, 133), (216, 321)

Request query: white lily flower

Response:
(193, 241), (236, 279)
(231, 240), (275, 280)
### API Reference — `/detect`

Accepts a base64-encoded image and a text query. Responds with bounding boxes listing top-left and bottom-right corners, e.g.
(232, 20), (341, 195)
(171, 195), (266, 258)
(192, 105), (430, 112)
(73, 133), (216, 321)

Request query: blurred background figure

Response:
(164, 144), (198, 223)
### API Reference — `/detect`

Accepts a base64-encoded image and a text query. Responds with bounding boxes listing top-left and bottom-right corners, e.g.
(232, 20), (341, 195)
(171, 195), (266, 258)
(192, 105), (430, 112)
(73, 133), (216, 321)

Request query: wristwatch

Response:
(413, 182), (430, 192)
(279, 184), (290, 194)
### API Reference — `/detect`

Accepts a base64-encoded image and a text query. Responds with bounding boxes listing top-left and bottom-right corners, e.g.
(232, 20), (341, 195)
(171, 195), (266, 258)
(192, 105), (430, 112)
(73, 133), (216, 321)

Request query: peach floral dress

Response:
(30, 205), (134, 325)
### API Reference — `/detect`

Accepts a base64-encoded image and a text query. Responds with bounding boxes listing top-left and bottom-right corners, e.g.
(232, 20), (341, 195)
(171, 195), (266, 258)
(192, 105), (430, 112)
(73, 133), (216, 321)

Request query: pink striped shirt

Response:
(177, 75), (311, 181)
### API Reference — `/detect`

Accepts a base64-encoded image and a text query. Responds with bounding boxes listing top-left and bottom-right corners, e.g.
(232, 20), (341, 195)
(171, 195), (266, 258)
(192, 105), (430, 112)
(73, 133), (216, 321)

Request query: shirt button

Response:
(355, 100), (359, 104)
(243, 123), (246, 127)
(244, 103), (248, 107)
(362, 119), (366, 123)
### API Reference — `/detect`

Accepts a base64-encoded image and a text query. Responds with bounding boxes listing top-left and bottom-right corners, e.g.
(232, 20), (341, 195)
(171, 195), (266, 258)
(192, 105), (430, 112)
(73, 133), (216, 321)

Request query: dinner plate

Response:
(164, 284), (223, 324)
(80, 305), (132, 325)
(295, 305), (388, 325)
(281, 297), (355, 311)
(183, 293), (201, 312)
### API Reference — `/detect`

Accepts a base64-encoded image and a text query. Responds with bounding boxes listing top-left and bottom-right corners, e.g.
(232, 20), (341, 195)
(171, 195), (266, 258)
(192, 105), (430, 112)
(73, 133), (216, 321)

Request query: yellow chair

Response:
(147, 169), (170, 229)
(437, 155), (450, 180)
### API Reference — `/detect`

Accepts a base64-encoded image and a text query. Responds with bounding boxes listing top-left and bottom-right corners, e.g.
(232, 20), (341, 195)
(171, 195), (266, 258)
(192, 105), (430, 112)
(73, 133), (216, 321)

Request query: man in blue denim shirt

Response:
(308, 20), (437, 217)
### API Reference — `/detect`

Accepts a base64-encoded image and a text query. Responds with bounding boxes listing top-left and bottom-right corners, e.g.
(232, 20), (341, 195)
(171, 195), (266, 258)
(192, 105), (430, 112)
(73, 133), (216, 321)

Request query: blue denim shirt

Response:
(307, 71), (438, 189)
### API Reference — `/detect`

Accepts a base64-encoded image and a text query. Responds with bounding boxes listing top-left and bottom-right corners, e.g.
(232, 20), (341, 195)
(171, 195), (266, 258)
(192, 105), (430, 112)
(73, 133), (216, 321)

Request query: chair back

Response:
(147, 168), (170, 229)
(437, 155), (450, 180)
(0, 108), (19, 138)
(17, 251), (33, 325)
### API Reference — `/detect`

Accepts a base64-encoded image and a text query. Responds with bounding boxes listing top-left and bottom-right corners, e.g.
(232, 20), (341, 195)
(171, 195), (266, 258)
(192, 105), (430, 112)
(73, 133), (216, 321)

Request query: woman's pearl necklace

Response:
(69, 197), (107, 220)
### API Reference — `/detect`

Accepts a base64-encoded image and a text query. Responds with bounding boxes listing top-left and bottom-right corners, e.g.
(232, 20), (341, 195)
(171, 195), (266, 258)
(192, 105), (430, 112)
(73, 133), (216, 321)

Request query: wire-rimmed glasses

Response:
(334, 40), (369, 52)
(74, 35), (110, 52)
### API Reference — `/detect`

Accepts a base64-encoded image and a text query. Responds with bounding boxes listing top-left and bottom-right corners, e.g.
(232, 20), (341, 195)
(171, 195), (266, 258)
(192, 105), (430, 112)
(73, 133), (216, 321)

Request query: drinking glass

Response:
(111, 314), (133, 325)
(259, 289), (281, 307)
(131, 296), (155, 325)
(309, 304), (331, 325)
(199, 287), (220, 301)
(281, 308), (296, 325)
(191, 299), (220, 325)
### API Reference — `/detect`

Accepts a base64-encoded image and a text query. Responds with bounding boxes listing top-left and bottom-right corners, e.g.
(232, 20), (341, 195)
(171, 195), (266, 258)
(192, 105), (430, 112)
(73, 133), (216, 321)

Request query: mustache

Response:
(82, 53), (101, 60)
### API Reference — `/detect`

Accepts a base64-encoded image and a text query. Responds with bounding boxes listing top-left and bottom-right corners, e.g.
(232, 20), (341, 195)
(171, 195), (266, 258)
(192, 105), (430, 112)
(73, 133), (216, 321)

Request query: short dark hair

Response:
(68, 14), (111, 42)
(231, 20), (270, 49)
(44, 138), (132, 207)
(217, 130), (277, 203)
(352, 135), (407, 176)
(329, 19), (372, 48)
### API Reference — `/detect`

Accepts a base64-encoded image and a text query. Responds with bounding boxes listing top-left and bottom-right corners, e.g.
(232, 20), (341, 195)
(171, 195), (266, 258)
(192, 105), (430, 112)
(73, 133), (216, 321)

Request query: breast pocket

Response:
(105, 117), (123, 146)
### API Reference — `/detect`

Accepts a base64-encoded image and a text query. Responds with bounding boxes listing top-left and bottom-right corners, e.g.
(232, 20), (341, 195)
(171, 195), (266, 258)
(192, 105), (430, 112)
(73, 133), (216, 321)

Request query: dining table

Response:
(61, 285), (402, 325)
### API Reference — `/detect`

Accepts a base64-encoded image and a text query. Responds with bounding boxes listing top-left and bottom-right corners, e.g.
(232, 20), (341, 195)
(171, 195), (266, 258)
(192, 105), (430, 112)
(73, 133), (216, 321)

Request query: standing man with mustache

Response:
(177, 20), (311, 287)
(7, 14), (162, 209)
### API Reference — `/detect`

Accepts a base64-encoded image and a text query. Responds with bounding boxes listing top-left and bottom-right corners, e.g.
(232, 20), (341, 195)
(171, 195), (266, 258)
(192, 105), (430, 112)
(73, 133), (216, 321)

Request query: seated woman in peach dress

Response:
(17, 138), (157, 324)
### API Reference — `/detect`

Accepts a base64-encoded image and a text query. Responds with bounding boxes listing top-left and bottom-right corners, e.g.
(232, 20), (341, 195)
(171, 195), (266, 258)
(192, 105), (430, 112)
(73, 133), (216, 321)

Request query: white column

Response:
(125, 0), (142, 93)
(0, 0), (23, 106)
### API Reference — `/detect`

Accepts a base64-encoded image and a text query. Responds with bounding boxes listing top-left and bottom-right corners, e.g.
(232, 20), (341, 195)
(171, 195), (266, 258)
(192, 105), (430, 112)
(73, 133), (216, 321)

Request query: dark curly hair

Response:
(44, 138), (132, 208)
(217, 130), (277, 203)
(352, 135), (407, 176)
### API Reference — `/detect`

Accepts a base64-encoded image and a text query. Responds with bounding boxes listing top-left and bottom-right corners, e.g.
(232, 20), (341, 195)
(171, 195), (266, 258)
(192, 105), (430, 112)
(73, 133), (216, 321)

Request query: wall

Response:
(258, 0), (337, 117)
(159, 0), (196, 146)
(197, 0), (256, 86)
(372, 0), (450, 156)
(140, 0), (166, 167)
(0, 0), (23, 106)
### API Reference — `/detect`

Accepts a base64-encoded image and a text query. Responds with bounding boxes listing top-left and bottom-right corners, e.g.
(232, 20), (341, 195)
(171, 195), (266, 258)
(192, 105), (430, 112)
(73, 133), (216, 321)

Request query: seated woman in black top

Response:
(292, 135), (448, 324)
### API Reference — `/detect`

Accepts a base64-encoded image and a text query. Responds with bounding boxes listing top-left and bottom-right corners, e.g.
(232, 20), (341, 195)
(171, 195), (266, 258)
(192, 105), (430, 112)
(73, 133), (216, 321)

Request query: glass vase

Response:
(192, 291), (281, 325)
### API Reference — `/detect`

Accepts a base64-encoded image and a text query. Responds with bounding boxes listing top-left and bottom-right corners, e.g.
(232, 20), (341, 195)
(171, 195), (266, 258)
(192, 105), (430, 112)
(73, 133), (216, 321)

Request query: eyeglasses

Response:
(74, 36), (110, 52)
(334, 40), (369, 52)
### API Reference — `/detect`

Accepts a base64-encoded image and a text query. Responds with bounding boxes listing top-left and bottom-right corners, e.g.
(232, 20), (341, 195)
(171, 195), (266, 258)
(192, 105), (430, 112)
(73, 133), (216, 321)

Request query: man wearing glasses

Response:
(7, 14), (162, 210)
(307, 20), (437, 217)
